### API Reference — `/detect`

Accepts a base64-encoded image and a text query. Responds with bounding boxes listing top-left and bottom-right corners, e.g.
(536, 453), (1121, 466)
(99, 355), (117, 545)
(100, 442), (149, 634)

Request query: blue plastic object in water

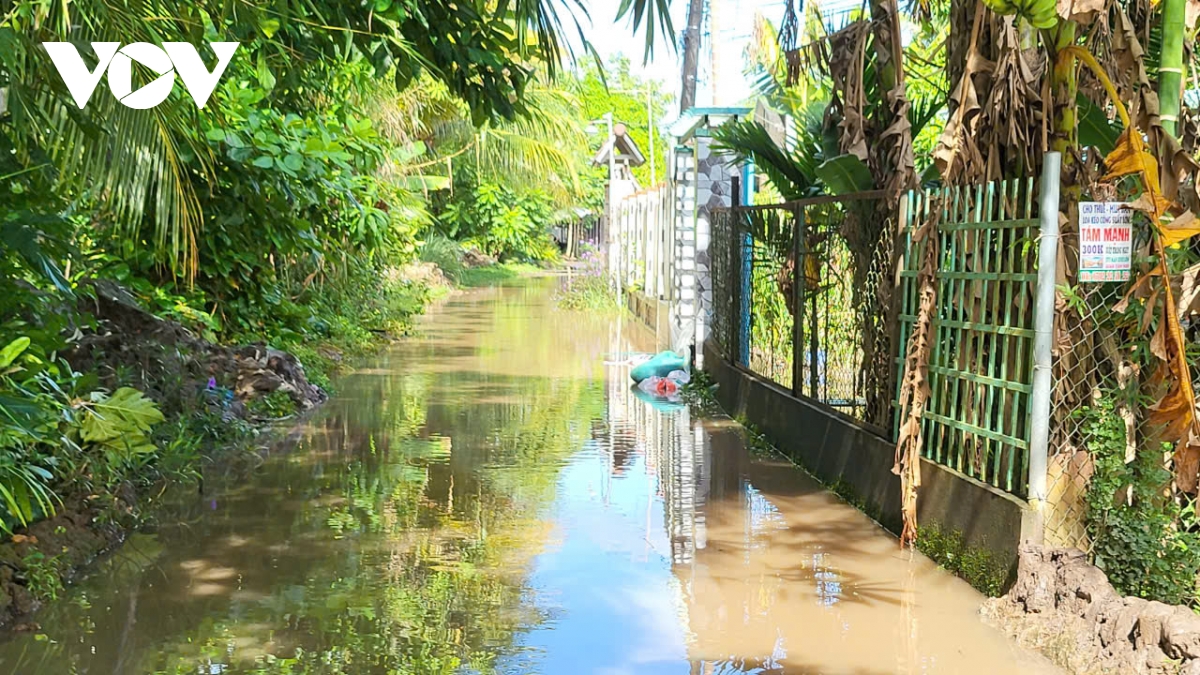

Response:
(630, 351), (687, 383)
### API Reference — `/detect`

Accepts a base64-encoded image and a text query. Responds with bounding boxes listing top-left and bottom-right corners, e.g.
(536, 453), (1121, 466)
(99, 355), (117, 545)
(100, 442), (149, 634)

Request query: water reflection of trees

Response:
(0, 332), (610, 675)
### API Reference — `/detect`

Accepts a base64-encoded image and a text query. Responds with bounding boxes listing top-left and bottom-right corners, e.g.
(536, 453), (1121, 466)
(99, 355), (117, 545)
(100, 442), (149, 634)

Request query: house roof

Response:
(666, 106), (753, 141)
(591, 123), (646, 167)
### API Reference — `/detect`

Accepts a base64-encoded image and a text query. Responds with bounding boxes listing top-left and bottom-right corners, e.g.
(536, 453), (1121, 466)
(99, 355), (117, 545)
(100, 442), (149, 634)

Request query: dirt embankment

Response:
(0, 281), (327, 630)
(984, 545), (1200, 675)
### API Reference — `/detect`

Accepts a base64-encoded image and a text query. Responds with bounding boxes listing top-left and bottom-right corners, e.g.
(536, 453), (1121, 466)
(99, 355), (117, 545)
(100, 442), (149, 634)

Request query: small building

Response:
(592, 122), (647, 241)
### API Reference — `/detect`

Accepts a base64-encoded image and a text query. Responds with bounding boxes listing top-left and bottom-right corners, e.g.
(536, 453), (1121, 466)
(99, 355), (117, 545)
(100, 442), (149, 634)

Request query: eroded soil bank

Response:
(985, 545), (1200, 675)
(0, 281), (332, 629)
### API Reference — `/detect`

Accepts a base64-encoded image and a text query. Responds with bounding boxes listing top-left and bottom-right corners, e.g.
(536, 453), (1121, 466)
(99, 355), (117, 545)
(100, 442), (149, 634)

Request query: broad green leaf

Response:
(257, 53), (277, 91)
(259, 18), (280, 38)
(1078, 94), (1121, 155)
(0, 220), (73, 295)
(814, 154), (874, 195)
(282, 153), (304, 171)
(396, 175), (451, 191)
(205, 128), (227, 142)
(0, 337), (30, 369)
(252, 156), (274, 169)
(81, 387), (164, 444)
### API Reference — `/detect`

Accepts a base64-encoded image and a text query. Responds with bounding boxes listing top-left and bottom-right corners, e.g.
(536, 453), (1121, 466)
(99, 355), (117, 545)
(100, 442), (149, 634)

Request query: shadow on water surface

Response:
(0, 280), (1059, 675)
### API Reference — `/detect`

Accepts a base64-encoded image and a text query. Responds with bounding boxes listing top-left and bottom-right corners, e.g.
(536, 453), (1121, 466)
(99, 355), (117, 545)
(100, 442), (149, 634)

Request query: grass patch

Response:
(459, 262), (541, 287)
(916, 523), (1010, 597)
(276, 279), (430, 392)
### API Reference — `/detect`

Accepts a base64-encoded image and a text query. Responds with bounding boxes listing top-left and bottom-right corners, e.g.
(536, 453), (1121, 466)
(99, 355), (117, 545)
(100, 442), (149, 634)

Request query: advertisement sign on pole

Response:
(1078, 202), (1132, 282)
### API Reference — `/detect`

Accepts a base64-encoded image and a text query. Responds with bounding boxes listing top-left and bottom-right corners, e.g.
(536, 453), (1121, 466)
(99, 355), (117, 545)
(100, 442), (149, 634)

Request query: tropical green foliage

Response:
(1081, 395), (1200, 605)
(437, 181), (558, 261)
(0, 0), (613, 544)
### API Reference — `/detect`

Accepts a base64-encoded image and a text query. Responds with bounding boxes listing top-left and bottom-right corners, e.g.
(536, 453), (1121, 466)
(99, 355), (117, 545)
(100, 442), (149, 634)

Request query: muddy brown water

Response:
(0, 279), (1060, 674)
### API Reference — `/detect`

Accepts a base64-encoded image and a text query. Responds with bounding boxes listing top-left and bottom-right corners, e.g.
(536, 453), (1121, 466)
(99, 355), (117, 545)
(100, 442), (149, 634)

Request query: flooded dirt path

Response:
(0, 279), (1058, 674)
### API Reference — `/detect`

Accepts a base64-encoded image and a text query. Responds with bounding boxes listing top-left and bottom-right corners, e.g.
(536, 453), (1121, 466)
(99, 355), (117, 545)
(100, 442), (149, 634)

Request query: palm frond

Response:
(2, 0), (211, 278)
(712, 100), (828, 201)
(616, 0), (676, 63)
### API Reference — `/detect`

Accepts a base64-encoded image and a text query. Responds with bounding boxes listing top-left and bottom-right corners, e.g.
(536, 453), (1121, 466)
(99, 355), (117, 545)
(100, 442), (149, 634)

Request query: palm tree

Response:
(0, 0), (607, 279)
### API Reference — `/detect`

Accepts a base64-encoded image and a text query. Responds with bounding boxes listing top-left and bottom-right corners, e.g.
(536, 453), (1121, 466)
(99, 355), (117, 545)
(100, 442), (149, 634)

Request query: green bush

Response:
(419, 235), (466, 283)
(916, 524), (1009, 597)
(1082, 395), (1200, 605)
(436, 180), (559, 262)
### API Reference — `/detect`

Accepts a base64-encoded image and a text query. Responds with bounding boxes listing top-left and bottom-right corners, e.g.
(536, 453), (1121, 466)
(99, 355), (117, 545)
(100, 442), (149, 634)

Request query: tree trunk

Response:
(680, 0), (705, 112)
(1158, 0), (1186, 137)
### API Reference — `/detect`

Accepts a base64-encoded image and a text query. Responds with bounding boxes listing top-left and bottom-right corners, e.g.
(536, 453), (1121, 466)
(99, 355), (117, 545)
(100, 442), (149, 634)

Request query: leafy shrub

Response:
(246, 391), (297, 420)
(0, 332), (174, 531)
(916, 524), (1009, 597)
(1082, 394), (1200, 605)
(419, 235), (466, 283)
(21, 550), (64, 602)
(437, 181), (558, 261)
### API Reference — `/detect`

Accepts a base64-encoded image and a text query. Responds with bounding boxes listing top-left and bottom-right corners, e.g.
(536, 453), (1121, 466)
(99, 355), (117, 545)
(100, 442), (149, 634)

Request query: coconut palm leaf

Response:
(712, 99), (829, 200)
(616, 0), (676, 62)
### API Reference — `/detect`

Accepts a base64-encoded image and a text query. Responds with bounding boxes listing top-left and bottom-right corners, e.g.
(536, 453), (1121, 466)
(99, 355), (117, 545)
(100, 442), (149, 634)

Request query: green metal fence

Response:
(710, 193), (888, 426)
(895, 179), (1039, 496)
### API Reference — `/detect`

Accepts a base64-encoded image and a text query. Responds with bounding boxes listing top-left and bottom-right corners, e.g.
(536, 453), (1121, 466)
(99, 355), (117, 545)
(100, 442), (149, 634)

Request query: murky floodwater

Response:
(0, 279), (1059, 674)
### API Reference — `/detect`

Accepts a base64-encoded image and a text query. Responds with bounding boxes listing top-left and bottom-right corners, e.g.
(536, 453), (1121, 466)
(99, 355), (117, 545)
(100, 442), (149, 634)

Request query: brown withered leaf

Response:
(1140, 286), (1161, 334)
(1160, 210), (1200, 248)
(1175, 428), (1200, 494)
(894, 203), (940, 547)
(824, 21), (871, 162)
(1177, 262), (1200, 319)
(1111, 267), (1158, 314)
(1105, 129), (1162, 186)
(935, 6), (992, 184)
(1111, 8), (1200, 208)
(1150, 317), (1169, 361)
(1057, 0), (1106, 25)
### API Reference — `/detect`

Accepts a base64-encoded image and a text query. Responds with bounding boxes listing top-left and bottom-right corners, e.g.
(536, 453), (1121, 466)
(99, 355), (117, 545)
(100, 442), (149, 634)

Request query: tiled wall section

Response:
(671, 138), (736, 362)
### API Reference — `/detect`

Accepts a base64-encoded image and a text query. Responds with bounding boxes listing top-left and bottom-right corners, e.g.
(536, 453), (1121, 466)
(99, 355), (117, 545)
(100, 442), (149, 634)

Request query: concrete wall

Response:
(625, 290), (671, 350)
(703, 340), (1040, 573)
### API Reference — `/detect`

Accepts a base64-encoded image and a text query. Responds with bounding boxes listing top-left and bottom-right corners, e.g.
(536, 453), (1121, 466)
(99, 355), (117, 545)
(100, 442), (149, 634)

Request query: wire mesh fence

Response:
(710, 193), (889, 427)
(705, 160), (1200, 557)
(1043, 282), (1109, 550)
(1041, 212), (1149, 551)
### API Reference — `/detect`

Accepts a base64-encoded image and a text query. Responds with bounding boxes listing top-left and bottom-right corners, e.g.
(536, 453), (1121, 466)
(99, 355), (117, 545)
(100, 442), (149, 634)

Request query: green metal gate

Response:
(895, 179), (1040, 497)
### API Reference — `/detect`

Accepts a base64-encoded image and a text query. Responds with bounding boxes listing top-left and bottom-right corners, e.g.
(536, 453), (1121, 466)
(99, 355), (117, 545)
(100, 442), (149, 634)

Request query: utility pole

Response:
(680, 0), (705, 112)
(647, 87), (656, 184)
(709, 0), (718, 105)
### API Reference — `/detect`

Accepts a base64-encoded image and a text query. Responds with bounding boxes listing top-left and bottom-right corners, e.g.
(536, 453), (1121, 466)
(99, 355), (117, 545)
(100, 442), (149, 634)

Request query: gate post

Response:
(791, 205), (807, 398)
(1029, 152), (1061, 505)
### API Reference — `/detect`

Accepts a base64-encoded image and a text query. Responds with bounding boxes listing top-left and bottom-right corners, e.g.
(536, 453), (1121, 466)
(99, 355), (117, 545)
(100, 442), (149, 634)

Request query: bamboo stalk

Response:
(1158, 0), (1186, 137)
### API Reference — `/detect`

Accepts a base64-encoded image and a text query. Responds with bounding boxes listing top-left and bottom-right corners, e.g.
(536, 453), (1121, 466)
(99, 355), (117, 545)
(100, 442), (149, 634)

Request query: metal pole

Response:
(1029, 151), (1061, 504)
(647, 87), (656, 185)
(606, 112), (620, 303)
(791, 206), (806, 398)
